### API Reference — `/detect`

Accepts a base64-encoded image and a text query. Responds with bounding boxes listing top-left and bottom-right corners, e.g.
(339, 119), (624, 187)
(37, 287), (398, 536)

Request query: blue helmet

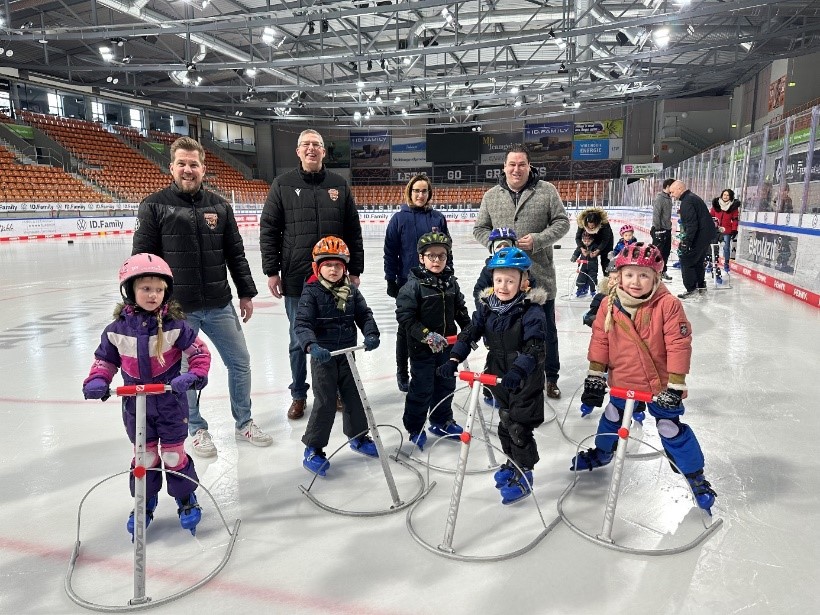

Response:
(487, 246), (531, 272)
(488, 227), (518, 244)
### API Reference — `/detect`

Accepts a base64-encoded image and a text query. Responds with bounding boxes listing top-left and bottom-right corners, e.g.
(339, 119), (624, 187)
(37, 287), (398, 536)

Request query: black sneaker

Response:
(662, 272), (673, 281)
(677, 290), (699, 299)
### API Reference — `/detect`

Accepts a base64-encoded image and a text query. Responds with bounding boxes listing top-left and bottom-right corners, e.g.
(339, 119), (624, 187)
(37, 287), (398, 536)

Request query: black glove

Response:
(678, 241), (692, 256)
(386, 280), (400, 298)
(436, 360), (459, 379)
(580, 374), (607, 408)
(501, 366), (526, 392)
(655, 388), (683, 409)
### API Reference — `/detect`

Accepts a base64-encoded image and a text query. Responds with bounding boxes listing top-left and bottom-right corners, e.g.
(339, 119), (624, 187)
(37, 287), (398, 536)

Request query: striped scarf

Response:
(320, 276), (351, 311)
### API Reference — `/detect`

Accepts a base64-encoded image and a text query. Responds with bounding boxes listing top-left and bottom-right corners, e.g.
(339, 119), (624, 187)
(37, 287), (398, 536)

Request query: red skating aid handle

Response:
(116, 384), (168, 396)
(607, 386), (654, 402)
(446, 335), (457, 345)
(458, 371), (501, 386)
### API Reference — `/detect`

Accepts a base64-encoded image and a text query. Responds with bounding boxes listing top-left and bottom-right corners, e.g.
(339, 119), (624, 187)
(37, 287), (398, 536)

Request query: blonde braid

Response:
(155, 311), (166, 367)
(604, 272), (619, 333)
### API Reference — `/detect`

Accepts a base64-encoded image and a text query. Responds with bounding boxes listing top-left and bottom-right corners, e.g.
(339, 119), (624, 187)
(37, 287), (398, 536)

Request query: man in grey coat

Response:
(651, 177), (675, 280)
(474, 146), (570, 399)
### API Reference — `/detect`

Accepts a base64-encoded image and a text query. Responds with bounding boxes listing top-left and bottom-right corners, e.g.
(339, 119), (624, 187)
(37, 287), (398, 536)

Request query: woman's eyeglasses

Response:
(411, 188), (429, 194)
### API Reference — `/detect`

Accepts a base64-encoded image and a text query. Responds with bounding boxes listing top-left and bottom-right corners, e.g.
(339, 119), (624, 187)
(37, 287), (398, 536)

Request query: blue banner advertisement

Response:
(350, 131), (391, 167)
(391, 137), (427, 167)
(573, 139), (609, 160)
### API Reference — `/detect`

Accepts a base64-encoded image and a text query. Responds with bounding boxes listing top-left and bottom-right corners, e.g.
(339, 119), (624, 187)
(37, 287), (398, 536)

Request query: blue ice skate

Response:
(493, 461), (516, 489)
(483, 394), (500, 409)
(428, 419), (463, 440)
(632, 410), (645, 424)
(580, 403), (594, 417)
(570, 447), (613, 471)
(127, 495), (158, 541)
(350, 435), (379, 458)
(672, 261), (682, 269)
(303, 446), (330, 477)
(575, 284), (589, 298)
(408, 430), (427, 451)
(500, 470), (533, 505)
(686, 472), (717, 515)
(175, 493), (202, 536)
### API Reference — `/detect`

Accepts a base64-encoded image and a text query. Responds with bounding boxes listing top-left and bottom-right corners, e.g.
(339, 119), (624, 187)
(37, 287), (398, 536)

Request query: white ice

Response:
(0, 221), (818, 614)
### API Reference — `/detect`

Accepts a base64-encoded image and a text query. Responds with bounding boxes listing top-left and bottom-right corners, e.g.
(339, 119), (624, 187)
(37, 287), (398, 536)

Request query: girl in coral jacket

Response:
(82, 253), (211, 538)
(569, 243), (716, 514)
(711, 188), (741, 272)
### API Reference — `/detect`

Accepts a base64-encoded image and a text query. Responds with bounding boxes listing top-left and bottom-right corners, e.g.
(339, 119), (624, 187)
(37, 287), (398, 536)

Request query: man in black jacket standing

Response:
(669, 180), (713, 299)
(260, 130), (365, 420)
(133, 137), (272, 457)
(651, 178), (675, 280)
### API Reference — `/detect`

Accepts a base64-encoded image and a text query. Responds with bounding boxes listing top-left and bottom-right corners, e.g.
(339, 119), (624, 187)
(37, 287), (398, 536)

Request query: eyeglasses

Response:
(423, 253), (447, 262)
(411, 188), (429, 194)
(298, 141), (324, 150)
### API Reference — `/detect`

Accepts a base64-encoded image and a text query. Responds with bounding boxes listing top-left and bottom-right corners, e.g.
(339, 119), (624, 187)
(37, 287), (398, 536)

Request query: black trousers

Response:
(680, 246), (709, 292)
(651, 227), (672, 272)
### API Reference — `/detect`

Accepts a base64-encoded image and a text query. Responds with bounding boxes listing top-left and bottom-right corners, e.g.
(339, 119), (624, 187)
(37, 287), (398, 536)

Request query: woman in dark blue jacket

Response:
(383, 174), (449, 392)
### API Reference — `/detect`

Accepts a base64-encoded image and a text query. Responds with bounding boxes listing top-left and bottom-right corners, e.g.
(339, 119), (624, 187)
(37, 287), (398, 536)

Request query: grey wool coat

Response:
(474, 173), (570, 300)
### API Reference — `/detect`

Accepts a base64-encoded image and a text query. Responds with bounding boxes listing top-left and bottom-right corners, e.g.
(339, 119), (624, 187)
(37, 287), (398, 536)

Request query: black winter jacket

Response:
(677, 189), (715, 261)
(452, 287), (548, 424)
(260, 166), (364, 297)
(132, 184), (257, 313)
(396, 266), (471, 360)
(294, 275), (379, 352)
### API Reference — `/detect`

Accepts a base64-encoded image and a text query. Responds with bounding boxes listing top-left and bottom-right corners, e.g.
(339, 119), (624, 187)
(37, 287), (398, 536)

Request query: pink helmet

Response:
(619, 224), (634, 236)
(614, 242), (664, 273)
(118, 253), (174, 304)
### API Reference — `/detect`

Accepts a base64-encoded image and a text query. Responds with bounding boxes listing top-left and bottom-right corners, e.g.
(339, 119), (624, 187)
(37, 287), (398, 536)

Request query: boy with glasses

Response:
(384, 174), (449, 392)
(395, 231), (471, 451)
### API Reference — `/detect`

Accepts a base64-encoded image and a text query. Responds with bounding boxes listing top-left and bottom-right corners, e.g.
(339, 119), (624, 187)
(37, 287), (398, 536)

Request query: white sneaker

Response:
(236, 420), (273, 447)
(191, 429), (217, 458)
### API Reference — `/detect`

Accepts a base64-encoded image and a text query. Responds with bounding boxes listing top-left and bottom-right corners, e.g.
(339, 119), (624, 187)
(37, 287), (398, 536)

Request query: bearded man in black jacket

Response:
(260, 130), (365, 420)
(133, 137), (272, 458)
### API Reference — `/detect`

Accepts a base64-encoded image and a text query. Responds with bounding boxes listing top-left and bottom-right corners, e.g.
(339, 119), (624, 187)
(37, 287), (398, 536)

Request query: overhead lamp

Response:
(186, 62), (197, 71)
(403, 57), (411, 66)
(357, 80), (364, 90)
(615, 31), (629, 46)
(413, 99), (419, 107)
(411, 85), (416, 94)
(122, 55), (132, 64)
(354, 111), (362, 120)
(740, 41), (752, 51)
(652, 27), (670, 48)
(687, 24), (695, 36)
(562, 99), (581, 109)
(380, 58), (386, 69)
(235, 110), (243, 116)
(262, 27), (277, 45)
(514, 98), (523, 108)
(321, 19), (329, 32)
(510, 86), (520, 94)
(308, 21), (315, 35)
(548, 29), (556, 39)
(788, 81), (796, 87)
(401, 108), (408, 116)
(394, 96), (401, 103)
(247, 86), (257, 94)
(609, 69), (621, 79)
(106, 76), (119, 84)
(557, 63), (568, 74)
(374, 87), (380, 97)
(349, 62), (357, 70)
(110, 37), (125, 47)
(246, 68), (258, 78)
(367, 59), (373, 70)
(590, 72), (601, 83)
(375, 96), (383, 104)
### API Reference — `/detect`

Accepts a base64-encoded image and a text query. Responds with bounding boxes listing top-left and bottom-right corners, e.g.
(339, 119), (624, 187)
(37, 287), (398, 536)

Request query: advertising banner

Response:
(739, 229), (798, 274)
(573, 120), (624, 140)
(622, 163), (664, 176)
(391, 137), (427, 168)
(523, 122), (573, 163)
(430, 164), (477, 184)
(573, 139), (609, 160)
(392, 168), (432, 183)
(350, 131), (391, 167)
(480, 132), (523, 165)
(773, 146), (820, 183)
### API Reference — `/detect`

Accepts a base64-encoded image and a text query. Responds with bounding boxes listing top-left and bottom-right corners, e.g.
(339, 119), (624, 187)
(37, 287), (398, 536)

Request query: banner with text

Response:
(480, 132), (523, 165)
(350, 131), (391, 167)
(523, 122), (573, 163)
(391, 137), (427, 168)
(573, 120), (624, 161)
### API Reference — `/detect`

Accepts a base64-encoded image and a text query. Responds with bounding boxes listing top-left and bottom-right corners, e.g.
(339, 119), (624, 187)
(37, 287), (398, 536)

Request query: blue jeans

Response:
(284, 295), (309, 400)
(720, 234), (732, 267)
(184, 302), (253, 434)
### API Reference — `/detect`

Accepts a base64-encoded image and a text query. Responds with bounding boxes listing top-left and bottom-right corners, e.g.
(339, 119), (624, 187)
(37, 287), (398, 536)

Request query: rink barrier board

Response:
(2, 208), (818, 309)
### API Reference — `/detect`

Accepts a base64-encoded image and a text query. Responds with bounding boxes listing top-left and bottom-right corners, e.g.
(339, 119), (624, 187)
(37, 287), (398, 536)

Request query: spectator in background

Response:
(260, 129), (365, 420)
(651, 178), (675, 280)
(133, 137), (271, 457)
(474, 145), (570, 399)
(574, 207), (615, 274)
(670, 180), (713, 299)
(777, 183), (793, 214)
(383, 173), (449, 392)
(711, 188), (741, 272)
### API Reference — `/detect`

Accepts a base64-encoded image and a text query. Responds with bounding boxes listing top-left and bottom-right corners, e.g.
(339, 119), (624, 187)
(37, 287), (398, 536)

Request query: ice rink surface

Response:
(1, 222), (818, 614)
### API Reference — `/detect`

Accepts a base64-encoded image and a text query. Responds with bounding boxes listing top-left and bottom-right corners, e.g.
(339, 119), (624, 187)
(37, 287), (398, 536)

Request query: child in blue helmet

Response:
(472, 227), (518, 311)
(438, 247), (548, 505)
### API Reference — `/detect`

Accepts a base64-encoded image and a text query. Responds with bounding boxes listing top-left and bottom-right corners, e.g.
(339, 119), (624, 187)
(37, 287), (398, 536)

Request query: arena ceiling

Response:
(2, 0), (820, 129)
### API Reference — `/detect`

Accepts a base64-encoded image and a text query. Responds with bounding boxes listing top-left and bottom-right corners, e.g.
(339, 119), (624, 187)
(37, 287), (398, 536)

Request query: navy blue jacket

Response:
(294, 275), (379, 352)
(383, 204), (449, 285)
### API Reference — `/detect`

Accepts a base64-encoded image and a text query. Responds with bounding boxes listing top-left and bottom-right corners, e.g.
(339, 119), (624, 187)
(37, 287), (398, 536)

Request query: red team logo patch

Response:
(328, 188), (339, 201)
(204, 213), (218, 229)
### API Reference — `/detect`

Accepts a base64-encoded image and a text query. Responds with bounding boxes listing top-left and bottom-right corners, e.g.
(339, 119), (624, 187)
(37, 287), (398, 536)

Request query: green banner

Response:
(5, 124), (34, 139)
(147, 142), (166, 153)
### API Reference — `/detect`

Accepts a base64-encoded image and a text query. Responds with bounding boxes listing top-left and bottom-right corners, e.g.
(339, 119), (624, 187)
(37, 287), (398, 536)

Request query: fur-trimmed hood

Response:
(576, 207), (610, 230)
(711, 197), (741, 213)
(114, 300), (185, 320)
(478, 285), (548, 306)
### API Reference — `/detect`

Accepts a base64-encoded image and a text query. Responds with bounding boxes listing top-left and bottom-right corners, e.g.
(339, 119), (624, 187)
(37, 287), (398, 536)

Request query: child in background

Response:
(574, 207), (614, 273)
(439, 247), (547, 505)
(570, 243), (716, 514)
(295, 236), (381, 477)
(612, 224), (637, 257)
(384, 174), (449, 393)
(82, 254), (211, 537)
(396, 231), (471, 451)
(571, 231), (599, 297)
